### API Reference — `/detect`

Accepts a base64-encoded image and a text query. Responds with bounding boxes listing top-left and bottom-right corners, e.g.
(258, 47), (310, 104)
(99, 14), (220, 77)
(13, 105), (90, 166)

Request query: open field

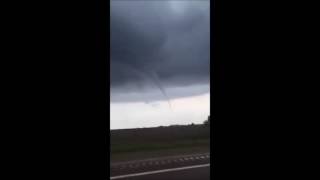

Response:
(110, 125), (210, 162)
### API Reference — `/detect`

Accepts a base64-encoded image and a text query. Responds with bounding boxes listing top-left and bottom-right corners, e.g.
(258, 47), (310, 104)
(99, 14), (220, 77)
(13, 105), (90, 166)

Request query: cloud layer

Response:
(111, 0), (210, 102)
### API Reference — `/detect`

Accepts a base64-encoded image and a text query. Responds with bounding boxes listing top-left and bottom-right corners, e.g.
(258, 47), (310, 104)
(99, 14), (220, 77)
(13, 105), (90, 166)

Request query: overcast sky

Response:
(110, 0), (210, 129)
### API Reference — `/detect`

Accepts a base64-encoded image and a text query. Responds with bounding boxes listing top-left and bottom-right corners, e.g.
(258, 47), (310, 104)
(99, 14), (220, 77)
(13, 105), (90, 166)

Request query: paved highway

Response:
(110, 153), (210, 180)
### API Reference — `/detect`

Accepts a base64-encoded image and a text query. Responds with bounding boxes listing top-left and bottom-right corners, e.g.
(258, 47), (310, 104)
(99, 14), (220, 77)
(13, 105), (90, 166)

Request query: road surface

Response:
(110, 153), (210, 180)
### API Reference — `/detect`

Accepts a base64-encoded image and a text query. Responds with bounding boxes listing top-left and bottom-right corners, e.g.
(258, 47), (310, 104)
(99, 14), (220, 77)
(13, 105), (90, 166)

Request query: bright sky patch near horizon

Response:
(111, 93), (210, 130)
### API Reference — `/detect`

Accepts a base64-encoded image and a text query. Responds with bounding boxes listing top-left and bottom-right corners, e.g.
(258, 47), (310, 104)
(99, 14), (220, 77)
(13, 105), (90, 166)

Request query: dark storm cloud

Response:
(111, 0), (210, 102)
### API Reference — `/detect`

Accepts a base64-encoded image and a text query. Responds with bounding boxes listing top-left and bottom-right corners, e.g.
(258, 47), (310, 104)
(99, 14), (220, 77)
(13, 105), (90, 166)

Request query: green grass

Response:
(110, 146), (209, 162)
(110, 125), (210, 162)
(111, 138), (210, 153)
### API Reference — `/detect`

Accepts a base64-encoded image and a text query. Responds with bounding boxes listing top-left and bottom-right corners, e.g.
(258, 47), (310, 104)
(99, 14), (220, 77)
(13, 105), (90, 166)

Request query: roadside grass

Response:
(110, 125), (210, 163)
(110, 145), (210, 163)
(111, 138), (210, 154)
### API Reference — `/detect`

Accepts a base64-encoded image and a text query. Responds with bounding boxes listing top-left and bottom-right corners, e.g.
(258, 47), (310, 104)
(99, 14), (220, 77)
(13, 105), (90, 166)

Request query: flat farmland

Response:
(110, 125), (210, 162)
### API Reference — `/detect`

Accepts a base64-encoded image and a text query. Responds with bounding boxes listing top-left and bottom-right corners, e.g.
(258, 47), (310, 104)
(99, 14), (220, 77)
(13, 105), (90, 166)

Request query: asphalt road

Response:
(110, 153), (210, 180)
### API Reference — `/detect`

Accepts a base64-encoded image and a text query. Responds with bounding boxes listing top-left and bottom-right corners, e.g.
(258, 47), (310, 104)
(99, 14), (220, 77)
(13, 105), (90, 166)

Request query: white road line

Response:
(110, 163), (210, 180)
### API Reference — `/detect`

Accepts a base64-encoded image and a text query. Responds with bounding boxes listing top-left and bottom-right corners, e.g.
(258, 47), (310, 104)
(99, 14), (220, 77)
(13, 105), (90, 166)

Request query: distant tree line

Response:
(203, 115), (210, 126)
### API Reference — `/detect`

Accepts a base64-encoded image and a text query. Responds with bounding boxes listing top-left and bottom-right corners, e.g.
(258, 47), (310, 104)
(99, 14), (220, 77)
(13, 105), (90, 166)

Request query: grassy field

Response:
(110, 125), (210, 162)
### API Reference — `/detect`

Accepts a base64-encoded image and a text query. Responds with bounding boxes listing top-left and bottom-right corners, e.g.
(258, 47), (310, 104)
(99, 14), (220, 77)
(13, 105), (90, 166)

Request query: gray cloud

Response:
(111, 83), (210, 103)
(111, 0), (210, 102)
